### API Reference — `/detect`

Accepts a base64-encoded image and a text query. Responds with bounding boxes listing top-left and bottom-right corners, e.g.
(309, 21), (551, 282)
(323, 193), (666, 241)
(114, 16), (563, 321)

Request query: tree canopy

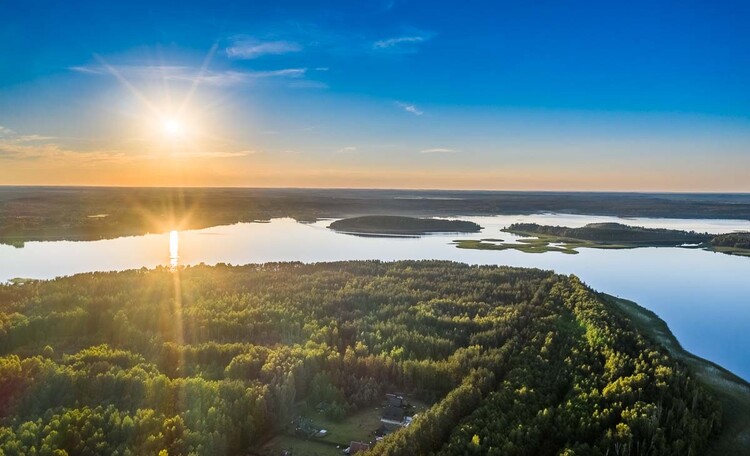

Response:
(0, 261), (720, 455)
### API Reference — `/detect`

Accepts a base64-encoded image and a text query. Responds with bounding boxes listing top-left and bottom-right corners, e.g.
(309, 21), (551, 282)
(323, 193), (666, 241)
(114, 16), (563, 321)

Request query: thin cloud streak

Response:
(420, 148), (456, 154)
(374, 35), (426, 49)
(71, 64), (308, 86)
(373, 31), (434, 52)
(0, 142), (253, 162)
(396, 102), (423, 115)
(0, 126), (255, 162)
(225, 39), (302, 59)
(0, 125), (56, 143)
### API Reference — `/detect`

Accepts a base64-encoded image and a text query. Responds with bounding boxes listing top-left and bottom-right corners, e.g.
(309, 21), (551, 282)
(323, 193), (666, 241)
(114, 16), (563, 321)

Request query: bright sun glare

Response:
(162, 118), (186, 138)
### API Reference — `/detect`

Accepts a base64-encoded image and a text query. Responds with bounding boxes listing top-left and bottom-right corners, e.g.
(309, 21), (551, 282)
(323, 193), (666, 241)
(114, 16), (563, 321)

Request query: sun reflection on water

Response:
(169, 230), (179, 267)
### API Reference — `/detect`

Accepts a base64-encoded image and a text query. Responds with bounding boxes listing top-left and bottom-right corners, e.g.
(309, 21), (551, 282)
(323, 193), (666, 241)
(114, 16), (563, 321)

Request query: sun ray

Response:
(94, 54), (162, 116)
(169, 230), (180, 268)
(179, 42), (219, 116)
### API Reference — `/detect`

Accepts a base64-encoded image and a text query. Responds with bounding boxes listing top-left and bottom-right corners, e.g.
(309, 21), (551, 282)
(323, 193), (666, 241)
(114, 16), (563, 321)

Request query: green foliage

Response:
(505, 222), (712, 245)
(0, 261), (720, 455)
(329, 215), (481, 235)
(711, 232), (750, 249)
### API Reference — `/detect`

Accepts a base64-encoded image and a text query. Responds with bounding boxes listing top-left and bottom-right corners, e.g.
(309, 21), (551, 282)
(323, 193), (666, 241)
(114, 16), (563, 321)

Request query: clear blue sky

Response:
(1, 0), (749, 190)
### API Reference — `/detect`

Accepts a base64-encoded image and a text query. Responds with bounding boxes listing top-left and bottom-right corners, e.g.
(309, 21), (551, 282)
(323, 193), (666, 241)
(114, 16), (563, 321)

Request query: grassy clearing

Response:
(300, 406), (384, 446)
(708, 245), (750, 257)
(602, 293), (750, 455)
(259, 435), (342, 456)
(257, 400), (433, 455)
(453, 238), (579, 254)
(503, 229), (654, 250)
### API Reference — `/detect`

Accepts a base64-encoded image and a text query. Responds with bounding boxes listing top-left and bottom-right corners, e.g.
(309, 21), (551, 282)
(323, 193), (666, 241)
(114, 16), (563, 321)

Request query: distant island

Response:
(455, 222), (750, 256)
(328, 215), (481, 236)
(506, 222), (712, 245)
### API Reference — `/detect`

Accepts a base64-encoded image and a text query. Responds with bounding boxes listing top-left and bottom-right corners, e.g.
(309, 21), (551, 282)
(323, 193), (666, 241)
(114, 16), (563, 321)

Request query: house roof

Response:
(350, 441), (370, 451)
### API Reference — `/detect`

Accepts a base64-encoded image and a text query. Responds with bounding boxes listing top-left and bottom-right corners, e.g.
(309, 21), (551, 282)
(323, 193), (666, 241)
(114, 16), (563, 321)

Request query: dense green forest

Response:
(328, 216), (481, 235)
(712, 232), (750, 249)
(0, 261), (721, 455)
(504, 223), (711, 245)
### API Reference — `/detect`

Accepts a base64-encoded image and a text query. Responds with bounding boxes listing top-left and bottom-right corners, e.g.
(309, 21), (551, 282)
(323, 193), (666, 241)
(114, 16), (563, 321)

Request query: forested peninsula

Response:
(0, 261), (728, 455)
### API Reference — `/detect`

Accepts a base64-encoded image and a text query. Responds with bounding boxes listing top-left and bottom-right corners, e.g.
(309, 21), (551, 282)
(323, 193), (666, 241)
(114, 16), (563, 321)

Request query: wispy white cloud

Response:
(0, 141), (253, 162)
(225, 39), (301, 59)
(374, 35), (426, 49)
(70, 64), (308, 86)
(373, 31), (434, 52)
(0, 125), (56, 144)
(420, 148), (456, 154)
(0, 126), (253, 162)
(337, 146), (357, 153)
(226, 23), (433, 58)
(178, 150), (255, 158)
(396, 102), (424, 116)
(0, 141), (128, 163)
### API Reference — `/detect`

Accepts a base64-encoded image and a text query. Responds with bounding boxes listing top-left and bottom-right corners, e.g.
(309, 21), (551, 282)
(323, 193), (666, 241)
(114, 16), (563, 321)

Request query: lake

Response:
(1, 213), (749, 380)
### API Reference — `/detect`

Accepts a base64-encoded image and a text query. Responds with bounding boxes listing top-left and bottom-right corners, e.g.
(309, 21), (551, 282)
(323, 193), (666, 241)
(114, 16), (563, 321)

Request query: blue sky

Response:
(1, 0), (749, 190)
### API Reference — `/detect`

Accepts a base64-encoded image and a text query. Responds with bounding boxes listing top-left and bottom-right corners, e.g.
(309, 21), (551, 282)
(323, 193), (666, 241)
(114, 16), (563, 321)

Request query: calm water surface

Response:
(1, 213), (749, 380)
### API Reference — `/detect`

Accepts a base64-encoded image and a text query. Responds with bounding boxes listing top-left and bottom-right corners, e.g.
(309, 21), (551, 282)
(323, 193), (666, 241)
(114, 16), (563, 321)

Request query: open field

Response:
(258, 399), (432, 456)
(259, 435), (341, 456)
(708, 246), (750, 257)
(453, 238), (579, 254)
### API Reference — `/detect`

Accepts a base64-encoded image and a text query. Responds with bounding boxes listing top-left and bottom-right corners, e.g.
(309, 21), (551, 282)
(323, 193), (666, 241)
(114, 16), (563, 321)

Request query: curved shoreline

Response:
(601, 293), (750, 454)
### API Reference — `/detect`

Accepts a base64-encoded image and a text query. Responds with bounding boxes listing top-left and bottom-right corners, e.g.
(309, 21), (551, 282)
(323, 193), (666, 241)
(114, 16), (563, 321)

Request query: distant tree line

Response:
(328, 216), (481, 235)
(711, 232), (750, 249)
(505, 222), (712, 245)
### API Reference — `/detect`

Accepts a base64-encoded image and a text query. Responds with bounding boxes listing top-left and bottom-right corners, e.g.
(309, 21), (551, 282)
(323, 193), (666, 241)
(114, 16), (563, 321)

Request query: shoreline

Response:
(601, 293), (750, 454)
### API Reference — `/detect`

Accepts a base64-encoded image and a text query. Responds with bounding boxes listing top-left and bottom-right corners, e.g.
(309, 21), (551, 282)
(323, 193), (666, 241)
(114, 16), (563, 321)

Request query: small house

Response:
(380, 405), (406, 430)
(345, 441), (371, 454)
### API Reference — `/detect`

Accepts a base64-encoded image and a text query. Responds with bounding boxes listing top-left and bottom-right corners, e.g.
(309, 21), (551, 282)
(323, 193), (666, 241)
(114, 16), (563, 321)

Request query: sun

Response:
(162, 117), (186, 138)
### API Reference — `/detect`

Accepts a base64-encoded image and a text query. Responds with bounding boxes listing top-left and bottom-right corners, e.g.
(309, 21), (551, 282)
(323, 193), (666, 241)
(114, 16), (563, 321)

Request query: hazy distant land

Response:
(2, 187), (750, 246)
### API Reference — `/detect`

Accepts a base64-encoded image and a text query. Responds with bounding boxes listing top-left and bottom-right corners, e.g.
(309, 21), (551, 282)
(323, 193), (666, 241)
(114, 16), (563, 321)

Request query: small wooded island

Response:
(455, 222), (750, 256)
(329, 215), (481, 235)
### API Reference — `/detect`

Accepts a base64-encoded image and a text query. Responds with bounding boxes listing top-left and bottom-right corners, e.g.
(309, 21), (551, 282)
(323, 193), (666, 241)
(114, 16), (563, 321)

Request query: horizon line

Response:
(0, 184), (749, 196)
